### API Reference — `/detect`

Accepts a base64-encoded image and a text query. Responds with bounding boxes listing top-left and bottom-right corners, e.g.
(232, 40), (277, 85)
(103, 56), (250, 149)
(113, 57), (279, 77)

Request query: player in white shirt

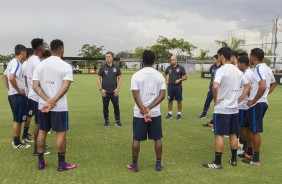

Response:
(242, 48), (276, 166)
(21, 48), (34, 143)
(203, 47), (250, 169)
(237, 55), (254, 158)
(127, 50), (166, 172)
(33, 39), (76, 171)
(26, 38), (51, 156)
(2, 44), (31, 149)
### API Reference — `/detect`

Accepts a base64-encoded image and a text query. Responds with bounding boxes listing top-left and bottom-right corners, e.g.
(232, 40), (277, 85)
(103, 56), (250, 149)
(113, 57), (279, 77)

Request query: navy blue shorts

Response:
(167, 85), (182, 101)
(8, 94), (27, 123)
(133, 116), (163, 141)
(239, 109), (249, 127)
(27, 99), (39, 124)
(247, 102), (268, 133)
(213, 113), (239, 135)
(39, 111), (69, 132)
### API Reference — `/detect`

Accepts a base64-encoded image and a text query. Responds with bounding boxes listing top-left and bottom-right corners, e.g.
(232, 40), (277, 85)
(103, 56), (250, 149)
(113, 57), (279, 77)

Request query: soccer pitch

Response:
(0, 70), (281, 183)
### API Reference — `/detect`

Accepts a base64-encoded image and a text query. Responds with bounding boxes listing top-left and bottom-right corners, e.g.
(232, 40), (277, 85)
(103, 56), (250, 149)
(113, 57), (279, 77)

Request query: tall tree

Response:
(197, 49), (210, 71)
(215, 37), (246, 53)
(116, 50), (133, 58)
(133, 46), (146, 59)
(78, 44), (104, 58)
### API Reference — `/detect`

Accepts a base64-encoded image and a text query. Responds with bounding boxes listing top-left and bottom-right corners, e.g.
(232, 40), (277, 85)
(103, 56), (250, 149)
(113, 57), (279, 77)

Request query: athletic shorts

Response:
(167, 85), (182, 101)
(239, 109), (249, 128)
(213, 113), (239, 135)
(8, 94), (27, 123)
(133, 116), (163, 141)
(247, 102), (268, 133)
(39, 111), (69, 132)
(27, 99), (40, 124)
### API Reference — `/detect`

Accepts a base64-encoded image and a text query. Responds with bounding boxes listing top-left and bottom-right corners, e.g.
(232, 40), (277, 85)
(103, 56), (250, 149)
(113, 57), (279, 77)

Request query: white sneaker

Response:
(237, 148), (244, 155)
(13, 142), (31, 149)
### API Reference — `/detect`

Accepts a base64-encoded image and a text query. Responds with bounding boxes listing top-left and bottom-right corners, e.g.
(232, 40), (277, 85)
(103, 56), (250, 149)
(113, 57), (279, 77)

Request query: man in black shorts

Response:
(164, 55), (187, 120)
(127, 50), (166, 172)
(97, 51), (122, 127)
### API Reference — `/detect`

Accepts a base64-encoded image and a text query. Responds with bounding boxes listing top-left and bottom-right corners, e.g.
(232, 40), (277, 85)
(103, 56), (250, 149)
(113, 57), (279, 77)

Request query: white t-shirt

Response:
(249, 63), (276, 105)
(214, 64), (249, 114)
(238, 68), (253, 110)
(33, 56), (73, 111)
(131, 67), (166, 118)
(22, 61), (27, 77)
(5, 58), (26, 95)
(26, 55), (41, 102)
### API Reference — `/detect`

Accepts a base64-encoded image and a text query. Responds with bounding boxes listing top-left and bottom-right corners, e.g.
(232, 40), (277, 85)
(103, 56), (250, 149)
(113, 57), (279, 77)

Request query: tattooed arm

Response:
(52, 80), (72, 103)
(33, 80), (50, 102)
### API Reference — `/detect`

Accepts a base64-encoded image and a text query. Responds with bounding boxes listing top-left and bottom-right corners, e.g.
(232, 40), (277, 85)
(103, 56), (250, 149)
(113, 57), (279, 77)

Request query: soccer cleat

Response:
(156, 162), (164, 171)
(237, 148), (244, 155)
(13, 142), (31, 149)
(244, 153), (253, 159)
(38, 159), (47, 170)
(229, 159), (237, 166)
(27, 133), (33, 138)
(176, 114), (181, 120)
(165, 113), (172, 119)
(22, 136), (34, 143)
(104, 120), (109, 127)
(45, 144), (51, 150)
(115, 120), (122, 127)
(242, 158), (260, 166)
(127, 163), (139, 172)
(203, 162), (222, 169)
(33, 151), (51, 156)
(199, 113), (206, 119)
(57, 162), (77, 171)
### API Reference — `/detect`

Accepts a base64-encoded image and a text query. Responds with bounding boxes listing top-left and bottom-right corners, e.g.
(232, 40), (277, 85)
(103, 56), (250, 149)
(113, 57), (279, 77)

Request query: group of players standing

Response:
(3, 38), (76, 171)
(2, 38), (277, 172)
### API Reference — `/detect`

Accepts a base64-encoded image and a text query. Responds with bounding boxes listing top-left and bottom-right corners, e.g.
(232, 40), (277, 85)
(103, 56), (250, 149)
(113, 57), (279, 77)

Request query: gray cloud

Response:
(0, 0), (281, 56)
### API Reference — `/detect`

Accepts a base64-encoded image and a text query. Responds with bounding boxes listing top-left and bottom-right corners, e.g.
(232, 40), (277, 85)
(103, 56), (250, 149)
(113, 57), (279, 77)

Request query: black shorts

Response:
(39, 111), (69, 132)
(8, 94), (27, 123)
(247, 102), (268, 133)
(133, 116), (163, 141)
(213, 113), (239, 135)
(239, 109), (249, 128)
(167, 85), (182, 101)
(27, 99), (39, 124)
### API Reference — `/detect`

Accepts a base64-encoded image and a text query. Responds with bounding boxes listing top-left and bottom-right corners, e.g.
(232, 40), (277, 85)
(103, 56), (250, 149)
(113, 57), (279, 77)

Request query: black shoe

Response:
(229, 159), (237, 166)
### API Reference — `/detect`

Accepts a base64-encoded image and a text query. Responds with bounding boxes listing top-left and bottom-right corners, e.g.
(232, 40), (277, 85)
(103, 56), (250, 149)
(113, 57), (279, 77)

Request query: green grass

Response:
(0, 70), (281, 184)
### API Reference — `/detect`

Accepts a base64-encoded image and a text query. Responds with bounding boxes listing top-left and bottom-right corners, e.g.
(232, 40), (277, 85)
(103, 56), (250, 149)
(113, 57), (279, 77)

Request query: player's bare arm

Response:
(238, 83), (251, 104)
(2, 75), (9, 90)
(147, 89), (166, 110)
(33, 80), (50, 102)
(52, 80), (72, 103)
(9, 74), (25, 95)
(268, 82), (276, 95)
(175, 74), (187, 84)
(247, 80), (266, 107)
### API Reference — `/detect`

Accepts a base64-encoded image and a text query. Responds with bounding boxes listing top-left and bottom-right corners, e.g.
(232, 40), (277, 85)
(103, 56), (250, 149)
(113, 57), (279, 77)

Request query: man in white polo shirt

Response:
(127, 50), (166, 172)
(33, 39), (76, 171)
(203, 47), (250, 169)
(242, 48), (276, 166)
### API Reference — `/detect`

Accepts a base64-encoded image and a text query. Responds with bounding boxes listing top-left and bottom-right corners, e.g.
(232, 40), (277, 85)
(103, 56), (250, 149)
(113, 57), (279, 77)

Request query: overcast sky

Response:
(0, 0), (281, 57)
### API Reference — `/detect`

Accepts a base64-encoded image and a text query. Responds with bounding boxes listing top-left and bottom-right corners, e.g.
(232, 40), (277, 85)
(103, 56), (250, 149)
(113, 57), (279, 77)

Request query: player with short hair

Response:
(237, 56), (253, 157)
(127, 50), (166, 172)
(164, 55), (187, 120)
(200, 54), (221, 120)
(242, 48), (276, 166)
(33, 39), (76, 171)
(3, 44), (31, 149)
(26, 38), (50, 156)
(21, 48), (34, 143)
(97, 51), (122, 127)
(203, 47), (250, 169)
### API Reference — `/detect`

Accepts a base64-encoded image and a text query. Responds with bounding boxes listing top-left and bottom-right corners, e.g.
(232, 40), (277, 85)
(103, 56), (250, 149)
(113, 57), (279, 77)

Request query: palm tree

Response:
(197, 49), (210, 71)
(215, 37), (246, 53)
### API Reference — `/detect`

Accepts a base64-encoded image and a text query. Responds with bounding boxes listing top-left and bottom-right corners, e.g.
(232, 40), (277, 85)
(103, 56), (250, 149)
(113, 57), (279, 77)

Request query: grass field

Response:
(0, 70), (281, 184)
